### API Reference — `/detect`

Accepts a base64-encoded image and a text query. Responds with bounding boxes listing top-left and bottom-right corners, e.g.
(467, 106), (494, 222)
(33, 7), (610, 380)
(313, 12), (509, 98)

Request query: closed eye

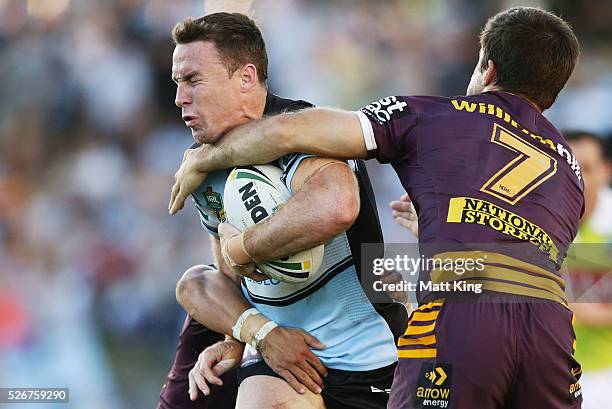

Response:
(172, 71), (200, 85)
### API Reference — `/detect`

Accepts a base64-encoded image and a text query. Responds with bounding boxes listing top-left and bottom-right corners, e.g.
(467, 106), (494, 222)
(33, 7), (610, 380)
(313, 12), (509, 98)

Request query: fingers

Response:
(170, 151), (190, 214)
(390, 193), (414, 212)
(169, 190), (187, 215)
(170, 148), (208, 215)
(391, 198), (418, 237)
(189, 353), (212, 398)
(278, 369), (306, 395)
(169, 181), (180, 213)
(218, 222), (241, 238)
(300, 330), (328, 378)
(394, 217), (411, 228)
(297, 359), (323, 387)
(219, 228), (260, 279)
(394, 216), (416, 230)
(192, 366), (211, 397)
(301, 330), (326, 350)
(304, 350), (328, 379)
(188, 369), (198, 401)
(392, 210), (417, 220)
(294, 362), (323, 394)
(200, 352), (224, 386)
(390, 201), (413, 213)
(202, 363), (224, 387)
(211, 358), (237, 379)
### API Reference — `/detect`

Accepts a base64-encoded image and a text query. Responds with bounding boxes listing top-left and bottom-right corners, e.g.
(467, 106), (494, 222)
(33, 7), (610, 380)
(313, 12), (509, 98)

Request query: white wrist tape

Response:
(252, 321), (279, 349)
(223, 236), (251, 269)
(232, 308), (259, 342)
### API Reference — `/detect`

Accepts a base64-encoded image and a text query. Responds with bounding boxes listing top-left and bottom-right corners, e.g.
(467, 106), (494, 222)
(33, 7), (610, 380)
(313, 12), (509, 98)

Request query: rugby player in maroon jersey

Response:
(169, 7), (584, 409)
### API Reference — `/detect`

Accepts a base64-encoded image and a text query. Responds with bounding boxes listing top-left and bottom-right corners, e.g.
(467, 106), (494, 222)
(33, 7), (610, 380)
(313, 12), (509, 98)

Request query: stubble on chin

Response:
(191, 128), (208, 144)
(194, 129), (224, 145)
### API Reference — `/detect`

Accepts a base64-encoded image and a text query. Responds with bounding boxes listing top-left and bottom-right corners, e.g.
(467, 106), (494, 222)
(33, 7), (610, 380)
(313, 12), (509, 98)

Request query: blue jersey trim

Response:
(243, 256), (353, 306)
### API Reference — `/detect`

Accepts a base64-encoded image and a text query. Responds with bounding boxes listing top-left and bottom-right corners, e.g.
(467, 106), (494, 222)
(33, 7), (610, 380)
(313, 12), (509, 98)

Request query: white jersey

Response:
(191, 153), (397, 371)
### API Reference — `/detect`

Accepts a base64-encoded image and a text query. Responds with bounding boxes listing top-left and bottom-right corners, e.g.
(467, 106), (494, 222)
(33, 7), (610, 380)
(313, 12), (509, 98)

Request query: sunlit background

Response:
(1, 0), (611, 408)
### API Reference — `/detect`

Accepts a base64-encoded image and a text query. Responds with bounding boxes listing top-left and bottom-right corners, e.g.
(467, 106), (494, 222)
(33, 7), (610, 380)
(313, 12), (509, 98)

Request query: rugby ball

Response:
(223, 165), (324, 283)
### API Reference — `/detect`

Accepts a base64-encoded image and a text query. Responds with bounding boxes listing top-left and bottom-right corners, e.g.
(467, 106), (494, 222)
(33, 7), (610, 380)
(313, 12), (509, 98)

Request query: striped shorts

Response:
(388, 296), (582, 409)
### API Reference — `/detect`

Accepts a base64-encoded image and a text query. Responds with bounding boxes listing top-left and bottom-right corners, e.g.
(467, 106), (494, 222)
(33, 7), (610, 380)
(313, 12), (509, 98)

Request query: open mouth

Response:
(182, 115), (196, 127)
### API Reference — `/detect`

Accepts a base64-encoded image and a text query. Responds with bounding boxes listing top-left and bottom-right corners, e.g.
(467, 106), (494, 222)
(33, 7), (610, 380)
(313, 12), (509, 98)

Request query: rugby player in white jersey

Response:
(165, 12), (406, 409)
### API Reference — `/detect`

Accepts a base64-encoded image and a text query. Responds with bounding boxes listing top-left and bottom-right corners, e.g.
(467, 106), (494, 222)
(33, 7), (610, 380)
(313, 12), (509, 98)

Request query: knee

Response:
(175, 265), (210, 309)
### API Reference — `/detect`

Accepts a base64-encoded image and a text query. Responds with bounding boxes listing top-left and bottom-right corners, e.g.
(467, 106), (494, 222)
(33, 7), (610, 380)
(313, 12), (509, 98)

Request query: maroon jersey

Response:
(356, 91), (584, 304)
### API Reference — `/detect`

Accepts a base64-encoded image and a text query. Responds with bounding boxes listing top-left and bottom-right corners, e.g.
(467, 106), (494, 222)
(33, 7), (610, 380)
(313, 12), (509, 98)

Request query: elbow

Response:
(314, 164), (361, 238)
(326, 191), (360, 236)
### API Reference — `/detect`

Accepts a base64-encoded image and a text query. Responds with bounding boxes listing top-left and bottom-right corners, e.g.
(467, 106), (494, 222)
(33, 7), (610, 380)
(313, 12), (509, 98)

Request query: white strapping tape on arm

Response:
(252, 320), (279, 349)
(232, 307), (260, 342)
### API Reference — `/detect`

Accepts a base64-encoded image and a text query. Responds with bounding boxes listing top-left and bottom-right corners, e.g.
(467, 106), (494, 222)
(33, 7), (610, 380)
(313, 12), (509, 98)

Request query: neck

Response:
(242, 85), (268, 120)
(483, 85), (542, 113)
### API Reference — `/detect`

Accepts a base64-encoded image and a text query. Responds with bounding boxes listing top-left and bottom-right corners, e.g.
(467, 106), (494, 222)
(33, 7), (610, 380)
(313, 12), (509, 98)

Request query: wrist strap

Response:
(232, 308), (259, 342)
(240, 233), (261, 264)
(252, 321), (279, 349)
(223, 236), (251, 268)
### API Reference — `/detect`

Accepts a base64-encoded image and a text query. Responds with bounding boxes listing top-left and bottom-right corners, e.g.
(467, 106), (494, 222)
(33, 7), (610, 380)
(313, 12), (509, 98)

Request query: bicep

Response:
(289, 157), (354, 193)
(288, 156), (360, 226)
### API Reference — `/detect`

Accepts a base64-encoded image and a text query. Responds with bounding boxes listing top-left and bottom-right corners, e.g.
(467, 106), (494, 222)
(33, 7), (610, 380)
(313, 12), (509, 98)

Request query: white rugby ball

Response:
(224, 165), (324, 283)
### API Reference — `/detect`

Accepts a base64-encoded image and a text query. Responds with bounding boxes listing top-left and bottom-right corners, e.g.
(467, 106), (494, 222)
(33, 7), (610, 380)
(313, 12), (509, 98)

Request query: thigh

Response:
(389, 299), (516, 409)
(236, 375), (325, 409)
(237, 347), (324, 409)
(508, 302), (582, 409)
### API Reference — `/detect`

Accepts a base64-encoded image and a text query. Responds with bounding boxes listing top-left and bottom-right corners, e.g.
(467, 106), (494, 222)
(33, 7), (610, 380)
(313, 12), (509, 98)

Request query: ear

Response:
(483, 59), (497, 87)
(239, 64), (258, 93)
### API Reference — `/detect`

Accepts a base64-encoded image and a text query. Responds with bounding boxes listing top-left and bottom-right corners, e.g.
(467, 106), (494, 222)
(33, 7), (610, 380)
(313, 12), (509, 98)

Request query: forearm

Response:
(177, 267), (251, 336)
(176, 267), (277, 345)
(242, 162), (359, 262)
(194, 108), (367, 173)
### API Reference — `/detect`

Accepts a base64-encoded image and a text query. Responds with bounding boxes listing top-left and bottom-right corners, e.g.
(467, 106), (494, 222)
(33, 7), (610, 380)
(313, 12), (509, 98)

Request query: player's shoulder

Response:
(264, 93), (314, 116)
(360, 94), (453, 125)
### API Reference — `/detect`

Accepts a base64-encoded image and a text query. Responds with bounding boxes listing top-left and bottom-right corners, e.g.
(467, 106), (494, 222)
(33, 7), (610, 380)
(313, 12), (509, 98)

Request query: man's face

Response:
(172, 41), (244, 144)
(467, 49), (486, 96)
(569, 138), (608, 220)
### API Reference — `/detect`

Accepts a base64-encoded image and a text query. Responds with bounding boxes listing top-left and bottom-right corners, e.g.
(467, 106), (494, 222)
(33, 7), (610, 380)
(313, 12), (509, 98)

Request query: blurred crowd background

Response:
(0, 0), (610, 408)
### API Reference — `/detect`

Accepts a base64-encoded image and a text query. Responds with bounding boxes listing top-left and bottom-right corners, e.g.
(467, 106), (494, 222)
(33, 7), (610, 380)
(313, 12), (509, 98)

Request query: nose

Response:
(175, 82), (192, 108)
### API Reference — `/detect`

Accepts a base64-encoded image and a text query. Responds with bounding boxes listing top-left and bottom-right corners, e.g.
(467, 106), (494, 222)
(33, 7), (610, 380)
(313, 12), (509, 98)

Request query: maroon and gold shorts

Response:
(388, 296), (582, 409)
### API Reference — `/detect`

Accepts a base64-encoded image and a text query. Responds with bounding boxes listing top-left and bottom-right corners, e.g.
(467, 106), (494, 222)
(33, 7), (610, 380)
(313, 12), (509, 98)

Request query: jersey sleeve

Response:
(192, 196), (220, 238)
(278, 153), (315, 193)
(354, 95), (418, 164)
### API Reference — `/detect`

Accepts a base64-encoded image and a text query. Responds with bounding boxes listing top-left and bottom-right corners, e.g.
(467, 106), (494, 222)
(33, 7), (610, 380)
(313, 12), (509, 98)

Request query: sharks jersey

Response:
(190, 94), (397, 371)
